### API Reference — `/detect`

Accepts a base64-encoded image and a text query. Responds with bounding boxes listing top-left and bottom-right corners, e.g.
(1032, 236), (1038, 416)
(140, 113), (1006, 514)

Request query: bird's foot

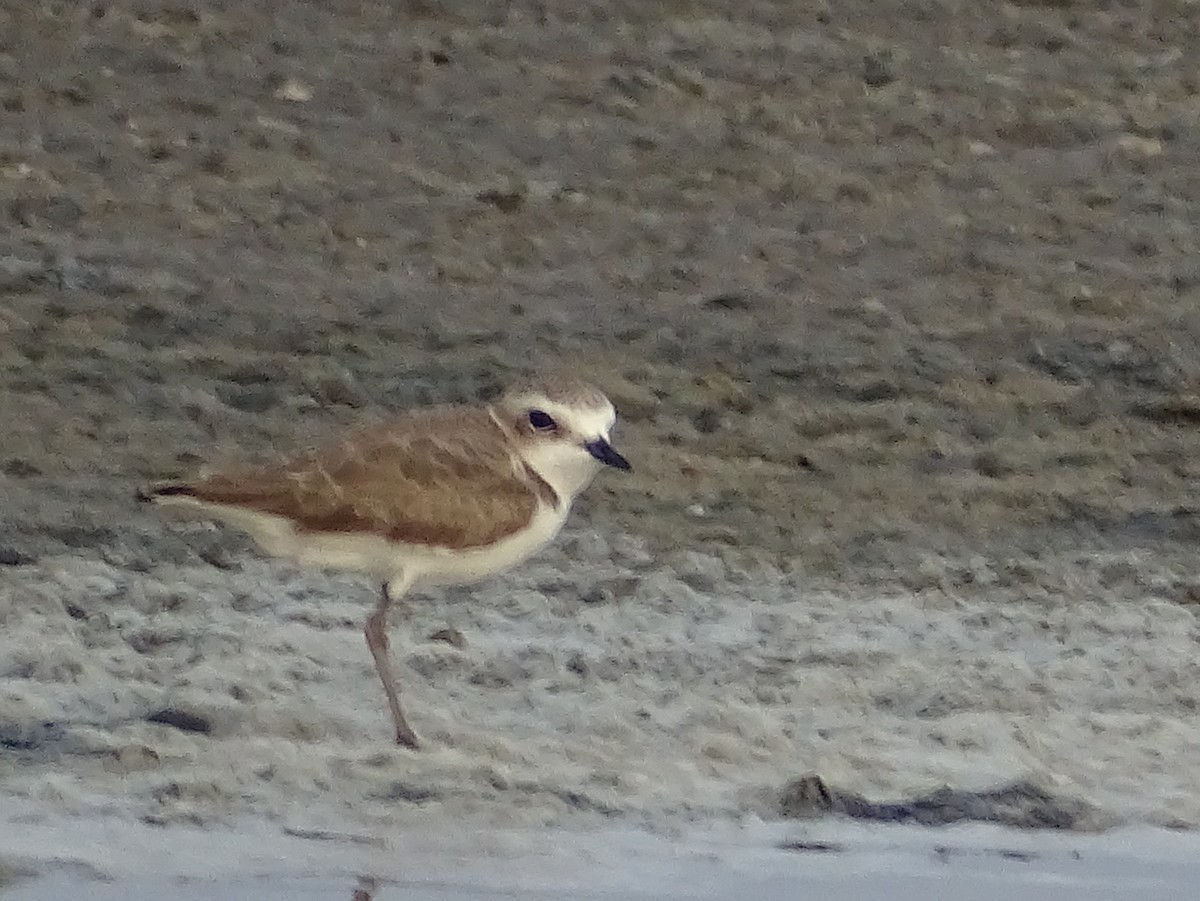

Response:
(395, 725), (421, 749)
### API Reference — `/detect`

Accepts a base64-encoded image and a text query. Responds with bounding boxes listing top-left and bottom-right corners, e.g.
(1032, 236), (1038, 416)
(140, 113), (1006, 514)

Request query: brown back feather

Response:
(171, 407), (549, 549)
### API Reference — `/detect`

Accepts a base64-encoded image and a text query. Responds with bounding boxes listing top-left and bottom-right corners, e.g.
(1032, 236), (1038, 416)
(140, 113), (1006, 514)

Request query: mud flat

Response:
(4, 0), (1200, 896)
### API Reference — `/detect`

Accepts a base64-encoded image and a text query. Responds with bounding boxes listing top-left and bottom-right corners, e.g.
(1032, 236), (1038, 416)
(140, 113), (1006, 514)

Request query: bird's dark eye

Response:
(528, 410), (556, 430)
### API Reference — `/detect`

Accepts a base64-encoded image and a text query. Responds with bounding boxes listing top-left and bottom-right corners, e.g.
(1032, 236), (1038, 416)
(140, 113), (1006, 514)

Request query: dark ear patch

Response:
(510, 412), (539, 438)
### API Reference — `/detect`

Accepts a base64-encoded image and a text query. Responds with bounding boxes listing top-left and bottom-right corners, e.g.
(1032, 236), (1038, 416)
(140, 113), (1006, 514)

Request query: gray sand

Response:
(4, 0), (1200, 894)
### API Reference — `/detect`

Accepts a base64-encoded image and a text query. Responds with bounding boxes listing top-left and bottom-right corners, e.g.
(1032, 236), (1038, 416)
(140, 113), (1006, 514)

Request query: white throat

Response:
(520, 442), (604, 503)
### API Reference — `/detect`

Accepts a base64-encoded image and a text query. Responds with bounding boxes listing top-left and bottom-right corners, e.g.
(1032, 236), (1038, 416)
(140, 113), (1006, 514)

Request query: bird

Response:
(139, 376), (631, 748)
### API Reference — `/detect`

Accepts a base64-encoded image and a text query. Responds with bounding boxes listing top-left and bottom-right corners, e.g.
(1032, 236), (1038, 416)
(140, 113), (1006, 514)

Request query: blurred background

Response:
(3, 0), (1200, 589)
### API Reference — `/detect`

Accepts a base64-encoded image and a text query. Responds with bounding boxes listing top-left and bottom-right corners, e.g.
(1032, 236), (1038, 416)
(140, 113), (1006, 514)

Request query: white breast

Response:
(400, 500), (570, 587)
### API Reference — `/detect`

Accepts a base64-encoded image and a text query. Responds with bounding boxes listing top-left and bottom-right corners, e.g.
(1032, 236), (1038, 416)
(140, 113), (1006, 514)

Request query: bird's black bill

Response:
(586, 438), (632, 471)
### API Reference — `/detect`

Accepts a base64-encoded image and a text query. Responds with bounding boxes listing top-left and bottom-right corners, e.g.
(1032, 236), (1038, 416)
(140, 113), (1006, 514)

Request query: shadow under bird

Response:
(139, 377), (631, 748)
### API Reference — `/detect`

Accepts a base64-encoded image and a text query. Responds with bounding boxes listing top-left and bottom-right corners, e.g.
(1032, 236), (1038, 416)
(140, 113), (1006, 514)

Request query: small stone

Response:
(0, 721), (66, 751)
(476, 188), (524, 212)
(563, 531), (611, 563)
(611, 533), (654, 568)
(779, 774), (835, 818)
(373, 780), (440, 803)
(693, 406), (724, 434)
(275, 78), (313, 102)
(215, 383), (281, 413)
(703, 292), (753, 311)
(671, 550), (726, 591)
(579, 577), (637, 605)
(1114, 134), (1163, 159)
(427, 627), (466, 649)
(0, 547), (34, 566)
(145, 708), (212, 734)
(862, 54), (894, 87)
(198, 543), (240, 570)
(10, 195), (84, 228)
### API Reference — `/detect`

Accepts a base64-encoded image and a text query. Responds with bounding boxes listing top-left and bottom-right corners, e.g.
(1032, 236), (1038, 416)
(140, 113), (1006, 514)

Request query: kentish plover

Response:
(140, 377), (631, 748)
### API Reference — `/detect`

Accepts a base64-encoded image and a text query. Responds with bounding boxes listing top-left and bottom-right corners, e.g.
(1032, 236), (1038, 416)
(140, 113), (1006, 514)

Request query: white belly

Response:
(155, 495), (571, 587)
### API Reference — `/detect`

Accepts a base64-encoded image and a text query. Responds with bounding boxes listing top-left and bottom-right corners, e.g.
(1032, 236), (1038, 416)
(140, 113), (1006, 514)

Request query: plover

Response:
(139, 377), (631, 748)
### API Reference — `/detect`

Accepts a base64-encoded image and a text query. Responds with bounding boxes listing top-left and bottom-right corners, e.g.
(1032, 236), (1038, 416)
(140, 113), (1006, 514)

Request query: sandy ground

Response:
(7, 815), (1200, 901)
(4, 0), (1200, 895)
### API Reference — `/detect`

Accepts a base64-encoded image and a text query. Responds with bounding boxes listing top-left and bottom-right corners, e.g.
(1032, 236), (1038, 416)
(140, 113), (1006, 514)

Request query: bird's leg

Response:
(364, 580), (420, 749)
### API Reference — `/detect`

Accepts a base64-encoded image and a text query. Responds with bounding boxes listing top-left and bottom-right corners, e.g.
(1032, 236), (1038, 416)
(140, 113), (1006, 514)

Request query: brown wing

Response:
(161, 407), (546, 549)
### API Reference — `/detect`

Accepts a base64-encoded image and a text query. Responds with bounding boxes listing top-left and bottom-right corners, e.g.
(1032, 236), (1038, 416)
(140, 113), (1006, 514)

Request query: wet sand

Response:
(4, 0), (1200, 895)
(7, 814), (1200, 901)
